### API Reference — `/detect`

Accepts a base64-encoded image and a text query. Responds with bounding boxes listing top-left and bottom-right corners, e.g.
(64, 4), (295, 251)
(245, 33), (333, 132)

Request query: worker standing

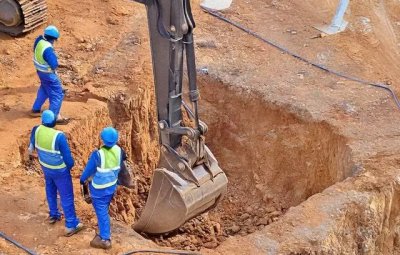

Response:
(31, 25), (69, 124)
(80, 127), (127, 249)
(28, 110), (84, 236)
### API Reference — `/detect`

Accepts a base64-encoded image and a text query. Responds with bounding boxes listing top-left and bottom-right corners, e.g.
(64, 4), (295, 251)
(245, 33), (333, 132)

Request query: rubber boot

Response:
(56, 115), (70, 125)
(90, 235), (112, 250)
(30, 109), (42, 118)
(65, 222), (85, 237)
(47, 216), (61, 224)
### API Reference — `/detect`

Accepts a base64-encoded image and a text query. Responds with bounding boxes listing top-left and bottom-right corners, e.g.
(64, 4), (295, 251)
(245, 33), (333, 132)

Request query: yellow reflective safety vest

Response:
(33, 39), (53, 73)
(91, 145), (122, 189)
(34, 125), (67, 170)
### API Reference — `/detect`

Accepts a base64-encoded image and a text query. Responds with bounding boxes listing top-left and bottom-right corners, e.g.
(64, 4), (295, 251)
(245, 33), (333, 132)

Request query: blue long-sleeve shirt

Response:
(80, 147), (127, 197)
(29, 125), (74, 171)
(34, 36), (59, 71)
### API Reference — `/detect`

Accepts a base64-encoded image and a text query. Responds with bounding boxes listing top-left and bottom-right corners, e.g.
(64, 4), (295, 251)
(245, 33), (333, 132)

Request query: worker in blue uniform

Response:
(28, 110), (83, 236)
(31, 25), (69, 125)
(80, 127), (127, 249)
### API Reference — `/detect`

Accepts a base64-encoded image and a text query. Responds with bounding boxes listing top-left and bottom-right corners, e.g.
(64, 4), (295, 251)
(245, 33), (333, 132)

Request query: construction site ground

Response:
(2, 0), (400, 254)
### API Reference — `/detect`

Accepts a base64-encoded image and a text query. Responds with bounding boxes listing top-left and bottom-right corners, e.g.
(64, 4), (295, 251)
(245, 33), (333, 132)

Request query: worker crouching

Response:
(28, 110), (84, 236)
(80, 127), (127, 249)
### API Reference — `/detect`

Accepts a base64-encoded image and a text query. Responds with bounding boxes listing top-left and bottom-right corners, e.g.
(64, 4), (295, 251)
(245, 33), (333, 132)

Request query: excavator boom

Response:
(0, 0), (47, 36)
(132, 0), (228, 234)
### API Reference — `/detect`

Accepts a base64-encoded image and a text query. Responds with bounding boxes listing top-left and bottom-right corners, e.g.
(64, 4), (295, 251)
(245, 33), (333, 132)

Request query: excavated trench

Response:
(19, 77), (354, 251)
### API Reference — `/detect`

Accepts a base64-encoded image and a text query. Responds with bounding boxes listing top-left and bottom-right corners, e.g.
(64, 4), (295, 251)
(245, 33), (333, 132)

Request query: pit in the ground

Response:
(20, 77), (354, 251)
(110, 77), (354, 251)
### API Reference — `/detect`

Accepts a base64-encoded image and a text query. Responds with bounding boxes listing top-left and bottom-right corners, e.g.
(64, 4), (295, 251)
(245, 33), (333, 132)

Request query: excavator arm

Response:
(132, 0), (228, 234)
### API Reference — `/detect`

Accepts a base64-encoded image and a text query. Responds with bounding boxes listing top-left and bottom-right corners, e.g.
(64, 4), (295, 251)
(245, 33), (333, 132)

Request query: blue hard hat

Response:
(41, 110), (55, 125)
(101, 127), (119, 147)
(44, 25), (60, 39)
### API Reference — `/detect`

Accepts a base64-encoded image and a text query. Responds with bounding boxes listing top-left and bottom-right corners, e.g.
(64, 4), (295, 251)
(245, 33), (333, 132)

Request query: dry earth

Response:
(1, 0), (400, 254)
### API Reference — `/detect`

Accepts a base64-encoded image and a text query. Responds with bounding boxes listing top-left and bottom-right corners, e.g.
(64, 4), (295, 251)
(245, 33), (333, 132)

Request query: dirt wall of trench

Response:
(199, 77), (355, 209)
(211, 163), (400, 255)
(194, 81), (400, 254)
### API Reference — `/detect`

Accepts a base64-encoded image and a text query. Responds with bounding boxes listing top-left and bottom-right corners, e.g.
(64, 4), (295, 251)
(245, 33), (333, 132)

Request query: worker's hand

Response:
(80, 182), (92, 204)
(27, 144), (34, 160)
(25, 150), (34, 163)
(28, 145), (33, 154)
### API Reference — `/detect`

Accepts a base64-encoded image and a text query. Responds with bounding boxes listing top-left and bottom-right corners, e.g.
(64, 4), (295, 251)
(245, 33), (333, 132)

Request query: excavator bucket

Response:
(134, 146), (228, 234)
(0, 0), (47, 36)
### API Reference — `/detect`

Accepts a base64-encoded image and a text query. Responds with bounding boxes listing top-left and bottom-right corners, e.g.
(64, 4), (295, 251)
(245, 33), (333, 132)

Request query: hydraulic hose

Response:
(201, 7), (400, 111)
(121, 248), (201, 255)
(0, 231), (37, 255)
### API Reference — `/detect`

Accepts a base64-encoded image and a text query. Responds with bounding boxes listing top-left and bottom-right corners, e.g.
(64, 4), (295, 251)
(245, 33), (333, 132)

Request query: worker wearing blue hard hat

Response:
(31, 25), (69, 125)
(80, 127), (128, 249)
(28, 110), (84, 236)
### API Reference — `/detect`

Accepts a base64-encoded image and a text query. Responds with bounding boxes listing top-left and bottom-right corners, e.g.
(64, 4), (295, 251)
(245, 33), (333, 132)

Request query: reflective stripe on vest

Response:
(91, 145), (121, 189)
(92, 179), (118, 189)
(33, 39), (53, 73)
(34, 125), (66, 170)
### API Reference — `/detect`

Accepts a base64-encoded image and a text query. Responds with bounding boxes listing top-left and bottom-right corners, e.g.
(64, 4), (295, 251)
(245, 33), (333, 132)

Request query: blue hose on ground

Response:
(0, 231), (37, 255)
(201, 7), (400, 111)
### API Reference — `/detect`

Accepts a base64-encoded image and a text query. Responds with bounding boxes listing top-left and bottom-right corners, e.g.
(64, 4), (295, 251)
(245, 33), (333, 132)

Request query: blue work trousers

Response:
(92, 194), (114, 240)
(32, 72), (64, 117)
(43, 168), (80, 229)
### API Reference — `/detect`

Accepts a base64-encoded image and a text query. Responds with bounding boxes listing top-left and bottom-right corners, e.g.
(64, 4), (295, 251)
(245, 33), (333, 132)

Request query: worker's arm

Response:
(80, 151), (98, 184)
(57, 133), (75, 170)
(43, 47), (59, 70)
(28, 126), (39, 154)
